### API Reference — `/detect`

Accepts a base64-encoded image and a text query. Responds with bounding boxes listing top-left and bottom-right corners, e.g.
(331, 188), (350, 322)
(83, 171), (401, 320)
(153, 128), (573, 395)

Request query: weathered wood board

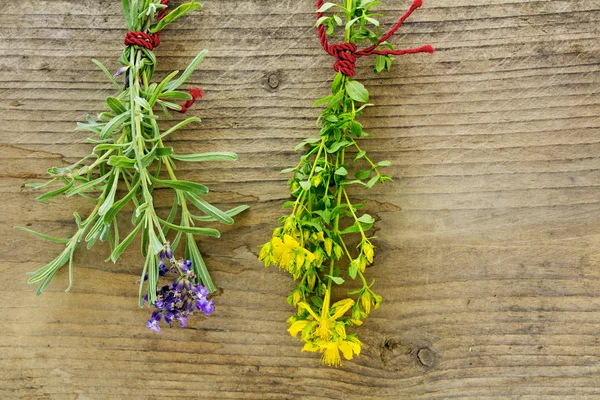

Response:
(1, 0), (600, 398)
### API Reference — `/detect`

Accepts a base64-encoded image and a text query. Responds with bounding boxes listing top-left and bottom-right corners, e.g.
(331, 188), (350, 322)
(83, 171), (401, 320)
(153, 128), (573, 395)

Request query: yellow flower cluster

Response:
(259, 234), (316, 279)
(259, 220), (334, 280)
(287, 289), (362, 366)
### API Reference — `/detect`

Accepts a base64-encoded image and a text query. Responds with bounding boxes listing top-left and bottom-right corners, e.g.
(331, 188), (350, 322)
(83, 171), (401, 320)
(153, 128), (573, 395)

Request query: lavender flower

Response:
(145, 247), (214, 332)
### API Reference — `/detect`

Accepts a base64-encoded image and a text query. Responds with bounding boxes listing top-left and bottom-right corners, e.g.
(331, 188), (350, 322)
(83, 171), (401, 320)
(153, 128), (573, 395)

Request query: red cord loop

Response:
(124, 31), (160, 50)
(124, 0), (169, 50)
(330, 43), (358, 77)
(316, 0), (434, 76)
(177, 88), (203, 114)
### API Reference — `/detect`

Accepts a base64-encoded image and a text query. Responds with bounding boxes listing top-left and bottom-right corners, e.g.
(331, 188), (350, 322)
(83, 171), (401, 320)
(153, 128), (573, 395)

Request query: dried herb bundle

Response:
(259, 0), (433, 366)
(18, 0), (247, 330)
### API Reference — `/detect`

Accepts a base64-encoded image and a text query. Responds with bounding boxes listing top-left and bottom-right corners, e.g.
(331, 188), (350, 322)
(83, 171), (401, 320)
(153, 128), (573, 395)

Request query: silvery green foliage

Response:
(18, 0), (247, 304)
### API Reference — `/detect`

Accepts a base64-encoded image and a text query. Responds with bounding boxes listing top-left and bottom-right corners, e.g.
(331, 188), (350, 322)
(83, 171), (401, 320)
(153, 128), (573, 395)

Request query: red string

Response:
(123, 0), (201, 113)
(124, 0), (169, 51)
(316, 0), (434, 77)
(176, 88), (203, 114)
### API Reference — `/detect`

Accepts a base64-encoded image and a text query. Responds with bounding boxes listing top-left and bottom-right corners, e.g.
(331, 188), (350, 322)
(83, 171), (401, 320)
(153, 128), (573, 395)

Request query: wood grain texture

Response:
(1, 0), (600, 398)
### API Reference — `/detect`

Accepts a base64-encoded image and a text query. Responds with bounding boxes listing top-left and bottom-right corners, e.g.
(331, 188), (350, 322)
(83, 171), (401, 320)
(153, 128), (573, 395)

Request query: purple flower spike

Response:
(145, 258), (214, 332)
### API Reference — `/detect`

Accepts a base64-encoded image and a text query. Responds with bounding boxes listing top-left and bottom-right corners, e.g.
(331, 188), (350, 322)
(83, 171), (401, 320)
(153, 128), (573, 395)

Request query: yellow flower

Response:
(288, 320), (311, 337)
(323, 238), (333, 256)
(338, 335), (362, 360)
(321, 341), (342, 366)
(297, 290), (354, 342)
(362, 241), (374, 263)
(360, 292), (371, 315)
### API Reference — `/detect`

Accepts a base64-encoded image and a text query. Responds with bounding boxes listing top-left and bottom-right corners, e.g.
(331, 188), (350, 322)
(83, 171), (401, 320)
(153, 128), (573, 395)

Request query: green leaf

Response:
(122, 0), (132, 30)
(66, 173), (109, 197)
(148, 70), (179, 107)
(148, 229), (164, 255)
(106, 97), (127, 114)
(156, 147), (173, 157)
(346, 80), (369, 102)
(35, 182), (73, 202)
(25, 179), (57, 190)
(98, 169), (120, 216)
(185, 193), (234, 225)
(348, 259), (359, 279)
(159, 218), (221, 237)
(171, 152), (238, 162)
(317, 2), (336, 12)
(375, 55), (386, 73)
(299, 181), (311, 191)
(315, 16), (329, 27)
(14, 226), (70, 244)
(366, 175), (379, 189)
(377, 160), (392, 167)
(331, 72), (344, 93)
(91, 59), (121, 91)
(355, 169), (371, 180)
(165, 49), (208, 91)
(350, 121), (363, 136)
(327, 140), (350, 153)
(185, 234), (215, 292)
(150, 2), (203, 33)
(156, 117), (201, 140)
(100, 112), (130, 139)
(149, 175), (208, 195)
(335, 166), (348, 176)
(345, 17), (359, 30)
(326, 275), (345, 285)
(357, 213), (374, 224)
(110, 222), (142, 262)
(108, 155), (136, 168)
(354, 150), (366, 161)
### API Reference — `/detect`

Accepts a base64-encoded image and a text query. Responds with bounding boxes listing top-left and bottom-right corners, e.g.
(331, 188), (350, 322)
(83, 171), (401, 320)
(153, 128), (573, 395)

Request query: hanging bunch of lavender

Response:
(17, 0), (247, 329)
(259, 0), (433, 366)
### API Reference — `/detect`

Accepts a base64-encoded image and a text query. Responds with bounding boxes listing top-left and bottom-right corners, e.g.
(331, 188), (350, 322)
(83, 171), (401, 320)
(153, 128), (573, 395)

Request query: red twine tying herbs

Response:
(124, 0), (201, 114)
(124, 0), (169, 51)
(317, 0), (434, 76)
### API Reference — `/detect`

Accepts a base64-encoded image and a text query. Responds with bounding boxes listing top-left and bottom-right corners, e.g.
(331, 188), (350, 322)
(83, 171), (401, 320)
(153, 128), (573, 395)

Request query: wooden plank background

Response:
(1, 0), (599, 398)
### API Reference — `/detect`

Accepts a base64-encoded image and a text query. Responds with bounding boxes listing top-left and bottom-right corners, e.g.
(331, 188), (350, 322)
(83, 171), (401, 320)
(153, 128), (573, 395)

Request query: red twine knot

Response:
(124, 31), (161, 50)
(316, 0), (434, 76)
(124, 0), (169, 50)
(330, 43), (358, 77)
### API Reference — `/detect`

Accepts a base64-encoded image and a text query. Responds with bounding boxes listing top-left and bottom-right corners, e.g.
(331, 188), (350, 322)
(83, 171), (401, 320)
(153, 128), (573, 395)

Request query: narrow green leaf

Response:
(111, 222), (142, 262)
(185, 193), (234, 225)
(35, 182), (73, 202)
(106, 97), (127, 114)
(91, 59), (121, 91)
(100, 112), (130, 139)
(149, 175), (208, 195)
(165, 49), (208, 91)
(158, 218), (221, 237)
(191, 204), (249, 222)
(171, 152), (238, 162)
(156, 117), (200, 140)
(98, 169), (120, 216)
(150, 2), (203, 33)
(15, 226), (70, 244)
